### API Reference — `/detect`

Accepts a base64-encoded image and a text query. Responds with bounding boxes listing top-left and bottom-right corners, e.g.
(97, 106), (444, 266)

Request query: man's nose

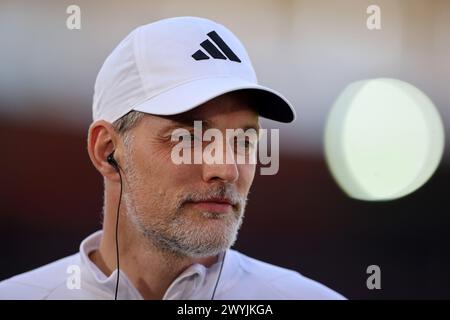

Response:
(201, 141), (239, 183)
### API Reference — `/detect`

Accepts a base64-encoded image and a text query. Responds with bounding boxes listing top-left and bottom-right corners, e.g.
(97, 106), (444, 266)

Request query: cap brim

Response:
(132, 76), (296, 123)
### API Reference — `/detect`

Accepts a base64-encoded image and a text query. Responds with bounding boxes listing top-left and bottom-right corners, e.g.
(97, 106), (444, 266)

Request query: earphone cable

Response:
(211, 250), (226, 300)
(114, 168), (123, 300)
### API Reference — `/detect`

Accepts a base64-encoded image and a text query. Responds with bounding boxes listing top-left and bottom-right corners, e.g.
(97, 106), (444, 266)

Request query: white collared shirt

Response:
(0, 231), (345, 300)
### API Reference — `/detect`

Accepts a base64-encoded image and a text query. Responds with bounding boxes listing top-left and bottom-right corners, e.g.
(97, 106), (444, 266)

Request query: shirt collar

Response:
(79, 230), (238, 299)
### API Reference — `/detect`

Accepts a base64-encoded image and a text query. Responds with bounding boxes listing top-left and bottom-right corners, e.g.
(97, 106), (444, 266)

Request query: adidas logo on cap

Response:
(192, 30), (241, 62)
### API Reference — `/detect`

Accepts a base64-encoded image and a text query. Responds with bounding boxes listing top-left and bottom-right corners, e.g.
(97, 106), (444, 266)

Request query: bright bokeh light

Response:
(324, 78), (445, 201)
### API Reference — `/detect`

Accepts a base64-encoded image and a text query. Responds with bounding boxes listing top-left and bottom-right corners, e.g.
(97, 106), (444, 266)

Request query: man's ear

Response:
(87, 120), (120, 181)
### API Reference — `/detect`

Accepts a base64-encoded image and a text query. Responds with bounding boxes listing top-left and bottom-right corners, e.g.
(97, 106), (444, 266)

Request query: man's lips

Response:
(185, 197), (236, 214)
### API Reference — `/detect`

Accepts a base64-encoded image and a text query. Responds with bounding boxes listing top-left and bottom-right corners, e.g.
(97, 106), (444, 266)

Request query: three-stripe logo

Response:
(192, 30), (241, 63)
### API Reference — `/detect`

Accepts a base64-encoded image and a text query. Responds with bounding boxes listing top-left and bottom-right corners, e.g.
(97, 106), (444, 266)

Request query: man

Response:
(0, 17), (344, 300)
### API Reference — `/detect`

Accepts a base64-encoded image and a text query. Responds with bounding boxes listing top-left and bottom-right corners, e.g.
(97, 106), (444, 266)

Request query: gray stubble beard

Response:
(121, 148), (248, 259)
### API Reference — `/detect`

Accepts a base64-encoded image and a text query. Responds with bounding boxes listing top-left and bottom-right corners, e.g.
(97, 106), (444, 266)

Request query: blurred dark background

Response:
(1, 0), (449, 299)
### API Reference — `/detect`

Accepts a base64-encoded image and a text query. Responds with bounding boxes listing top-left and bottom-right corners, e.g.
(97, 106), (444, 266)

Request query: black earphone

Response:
(106, 151), (225, 300)
(107, 152), (119, 170)
(107, 151), (122, 300)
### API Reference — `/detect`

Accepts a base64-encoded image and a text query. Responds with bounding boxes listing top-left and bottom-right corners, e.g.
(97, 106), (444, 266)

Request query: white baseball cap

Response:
(92, 16), (296, 123)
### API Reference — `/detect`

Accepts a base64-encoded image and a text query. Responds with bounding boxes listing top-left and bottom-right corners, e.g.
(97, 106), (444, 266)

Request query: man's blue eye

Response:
(236, 139), (255, 150)
(246, 141), (255, 149)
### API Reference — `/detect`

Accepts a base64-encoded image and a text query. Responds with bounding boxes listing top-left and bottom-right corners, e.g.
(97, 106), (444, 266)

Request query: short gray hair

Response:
(112, 111), (146, 147)
(112, 110), (146, 136)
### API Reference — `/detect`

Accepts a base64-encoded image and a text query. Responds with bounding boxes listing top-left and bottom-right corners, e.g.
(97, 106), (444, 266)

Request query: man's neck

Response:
(89, 225), (218, 300)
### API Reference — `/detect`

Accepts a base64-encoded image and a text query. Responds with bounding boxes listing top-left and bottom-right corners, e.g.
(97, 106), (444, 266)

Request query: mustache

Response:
(179, 184), (247, 210)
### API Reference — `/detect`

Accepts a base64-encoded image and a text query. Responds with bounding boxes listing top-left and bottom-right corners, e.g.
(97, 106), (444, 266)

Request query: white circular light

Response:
(324, 78), (445, 201)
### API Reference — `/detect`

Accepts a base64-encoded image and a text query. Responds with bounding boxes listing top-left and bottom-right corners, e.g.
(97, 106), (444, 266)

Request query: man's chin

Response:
(163, 235), (234, 259)
(169, 223), (239, 257)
